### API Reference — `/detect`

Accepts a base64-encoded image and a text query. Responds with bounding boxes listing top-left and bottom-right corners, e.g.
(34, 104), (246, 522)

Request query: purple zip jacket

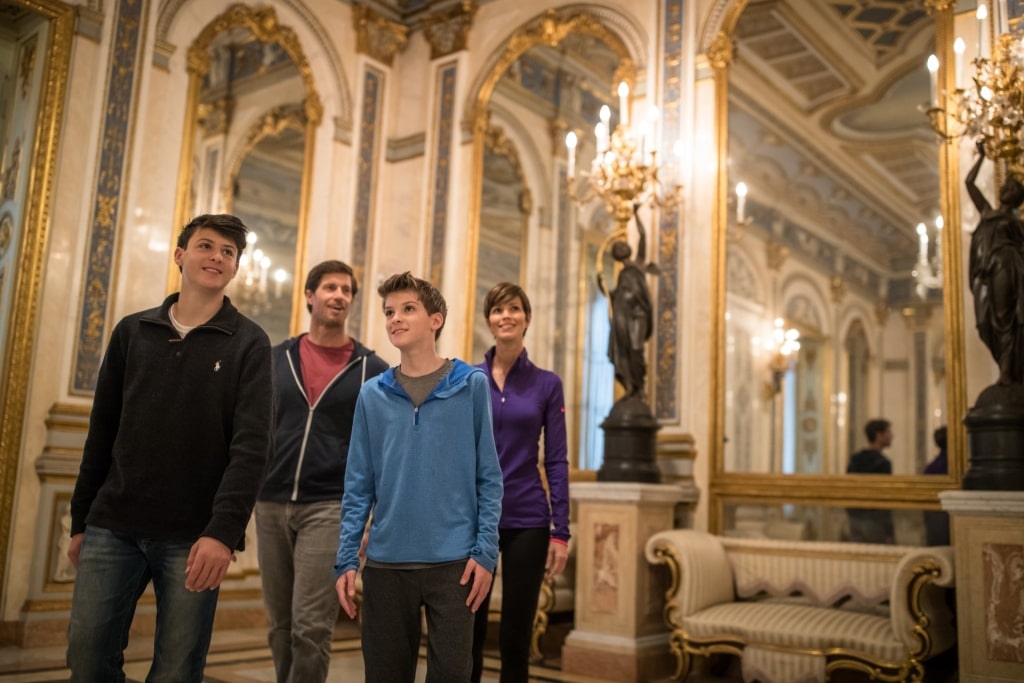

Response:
(479, 348), (571, 543)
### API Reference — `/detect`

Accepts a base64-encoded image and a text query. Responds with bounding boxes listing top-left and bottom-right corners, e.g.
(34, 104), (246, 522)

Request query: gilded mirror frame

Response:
(707, 0), (966, 531)
(0, 0), (75, 603)
(463, 7), (636, 469)
(169, 4), (321, 335)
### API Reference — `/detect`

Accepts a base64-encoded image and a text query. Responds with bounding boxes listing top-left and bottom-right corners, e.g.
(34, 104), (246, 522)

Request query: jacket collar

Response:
(141, 293), (238, 334)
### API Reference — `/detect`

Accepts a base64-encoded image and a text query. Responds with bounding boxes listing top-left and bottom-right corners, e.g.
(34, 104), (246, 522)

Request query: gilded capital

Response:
(765, 241), (789, 271)
(353, 5), (409, 66)
(707, 31), (734, 71)
(422, 0), (477, 59)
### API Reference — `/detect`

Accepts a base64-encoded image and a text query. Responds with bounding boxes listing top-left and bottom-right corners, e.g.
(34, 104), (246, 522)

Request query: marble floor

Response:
(0, 622), (614, 683)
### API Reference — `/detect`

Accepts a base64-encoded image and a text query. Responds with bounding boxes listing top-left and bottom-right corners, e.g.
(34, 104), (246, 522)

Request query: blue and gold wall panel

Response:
(73, 0), (146, 393)
(655, 0), (684, 420)
(350, 67), (384, 336)
(429, 63), (456, 286)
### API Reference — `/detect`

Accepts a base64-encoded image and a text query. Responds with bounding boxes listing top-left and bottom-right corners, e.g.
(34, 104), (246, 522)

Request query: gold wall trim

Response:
(353, 4), (409, 66)
(0, 0), (75, 618)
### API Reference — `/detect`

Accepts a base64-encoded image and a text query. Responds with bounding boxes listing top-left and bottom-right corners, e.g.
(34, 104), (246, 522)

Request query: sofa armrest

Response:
(889, 545), (956, 658)
(645, 529), (735, 626)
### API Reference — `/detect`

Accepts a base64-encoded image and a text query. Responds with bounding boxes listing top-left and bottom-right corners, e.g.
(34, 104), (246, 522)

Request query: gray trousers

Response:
(361, 562), (475, 682)
(255, 500), (342, 683)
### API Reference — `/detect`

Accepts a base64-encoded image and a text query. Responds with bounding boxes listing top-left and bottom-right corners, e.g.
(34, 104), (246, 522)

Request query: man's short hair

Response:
(864, 419), (892, 444)
(378, 272), (447, 340)
(177, 214), (248, 254)
(482, 282), (532, 321)
(933, 425), (947, 451)
(304, 260), (358, 312)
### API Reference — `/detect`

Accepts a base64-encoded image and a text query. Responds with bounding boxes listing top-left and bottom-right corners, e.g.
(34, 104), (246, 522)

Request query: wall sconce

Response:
(234, 231), (289, 316)
(763, 318), (800, 399)
(912, 216), (943, 299)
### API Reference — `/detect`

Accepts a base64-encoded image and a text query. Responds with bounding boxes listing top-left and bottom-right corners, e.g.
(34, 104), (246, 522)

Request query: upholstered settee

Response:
(488, 534), (576, 662)
(644, 529), (956, 683)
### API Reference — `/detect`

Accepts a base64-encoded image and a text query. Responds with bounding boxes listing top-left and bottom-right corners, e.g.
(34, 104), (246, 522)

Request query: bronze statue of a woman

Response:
(966, 141), (1024, 386)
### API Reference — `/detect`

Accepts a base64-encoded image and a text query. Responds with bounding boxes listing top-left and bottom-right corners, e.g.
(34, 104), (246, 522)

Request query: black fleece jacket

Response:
(70, 294), (273, 551)
(258, 334), (388, 504)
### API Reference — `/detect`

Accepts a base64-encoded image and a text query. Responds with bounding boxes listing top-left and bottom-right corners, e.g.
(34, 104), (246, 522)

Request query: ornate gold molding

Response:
(353, 5), (409, 67)
(422, 0), (476, 60)
(706, 31), (734, 71)
(0, 0), (75, 623)
(221, 103), (307, 212)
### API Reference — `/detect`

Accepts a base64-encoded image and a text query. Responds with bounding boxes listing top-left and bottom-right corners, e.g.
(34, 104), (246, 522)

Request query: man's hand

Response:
(544, 541), (569, 581)
(336, 570), (358, 619)
(459, 558), (493, 613)
(68, 533), (84, 568)
(185, 536), (233, 591)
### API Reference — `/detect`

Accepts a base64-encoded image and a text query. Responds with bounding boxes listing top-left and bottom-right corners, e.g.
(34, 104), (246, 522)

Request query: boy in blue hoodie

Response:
(335, 271), (502, 681)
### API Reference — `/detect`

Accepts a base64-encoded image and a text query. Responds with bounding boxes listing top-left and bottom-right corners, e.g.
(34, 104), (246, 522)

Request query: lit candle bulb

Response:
(259, 255), (271, 293)
(926, 55), (939, 107)
(617, 82), (629, 127)
(273, 268), (287, 299)
(977, 4), (989, 57)
(916, 222), (928, 264)
(565, 131), (577, 178)
(736, 181), (748, 223)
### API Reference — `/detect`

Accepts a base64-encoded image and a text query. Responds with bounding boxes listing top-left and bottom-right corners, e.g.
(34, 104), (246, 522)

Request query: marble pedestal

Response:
(940, 490), (1024, 683)
(561, 482), (687, 683)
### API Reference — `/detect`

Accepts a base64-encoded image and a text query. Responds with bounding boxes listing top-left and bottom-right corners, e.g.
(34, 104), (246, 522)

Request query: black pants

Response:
(471, 527), (550, 683)
(362, 562), (474, 682)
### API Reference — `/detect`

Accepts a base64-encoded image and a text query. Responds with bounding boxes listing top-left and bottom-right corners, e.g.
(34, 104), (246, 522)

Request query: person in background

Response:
(335, 272), (503, 682)
(471, 283), (571, 683)
(846, 418), (895, 544)
(66, 214), (273, 682)
(923, 425), (951, 546)
(256, 260), (388, 683)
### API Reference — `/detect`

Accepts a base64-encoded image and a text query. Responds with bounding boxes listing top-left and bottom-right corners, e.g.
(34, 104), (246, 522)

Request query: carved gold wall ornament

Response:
(353, 5), (409, 66)
(422, 0), (476, 60)
(830, 276), (847, 304)
(765, 240), (788, 271)
(0, 213), (13, 259)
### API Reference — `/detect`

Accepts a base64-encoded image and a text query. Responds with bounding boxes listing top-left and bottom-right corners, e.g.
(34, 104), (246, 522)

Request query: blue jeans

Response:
(66, 526), (219, 683)
(255, 500), (341, 683)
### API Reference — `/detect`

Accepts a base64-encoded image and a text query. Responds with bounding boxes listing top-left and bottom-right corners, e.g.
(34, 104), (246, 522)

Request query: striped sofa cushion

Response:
(683, 600), (908, 662)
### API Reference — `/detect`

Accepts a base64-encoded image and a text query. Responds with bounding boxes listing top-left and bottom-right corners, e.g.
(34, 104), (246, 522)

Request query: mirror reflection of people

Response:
(597, 204), (657, 398)
(966, 140), (1024, 386)
(923, 426), (950, 545)
(471, 283), (571, 683)
(66, 215), (273, 681)
(334, 272), (503, 681)
(846, 419), (895, 544)
(255, 261), (388, 683)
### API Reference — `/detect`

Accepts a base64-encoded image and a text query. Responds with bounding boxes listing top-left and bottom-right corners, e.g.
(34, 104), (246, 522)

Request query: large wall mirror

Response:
(710, 0), (966, 542)
(173, 5), (320, 343)
(466, 9), (635, 468)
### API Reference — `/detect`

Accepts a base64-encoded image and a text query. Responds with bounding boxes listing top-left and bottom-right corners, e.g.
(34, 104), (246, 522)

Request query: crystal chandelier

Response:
(564, 82), (683, 231)
(232, 231), (288, 316)
(761, 318), (800, 399)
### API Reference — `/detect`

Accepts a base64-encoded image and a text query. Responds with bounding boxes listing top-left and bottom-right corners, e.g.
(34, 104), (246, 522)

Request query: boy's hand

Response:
(68, 533), (84, 568)
(460, 558), (493, 613)
(336, 570), (359, 619)
(185, 536), (233, 591)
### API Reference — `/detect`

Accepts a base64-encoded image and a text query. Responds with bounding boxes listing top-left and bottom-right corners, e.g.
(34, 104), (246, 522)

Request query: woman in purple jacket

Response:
(471, 282), (571, 682)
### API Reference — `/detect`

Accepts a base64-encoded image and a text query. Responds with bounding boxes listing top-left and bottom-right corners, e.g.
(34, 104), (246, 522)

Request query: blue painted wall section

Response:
(350, 67), (383, 336)
(429, 63), (456, 286)
(73, 0), (144, 393)
(655, 0), (683, 420)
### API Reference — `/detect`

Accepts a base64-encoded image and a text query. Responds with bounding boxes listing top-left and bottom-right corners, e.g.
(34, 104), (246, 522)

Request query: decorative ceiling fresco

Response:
(730, 0), (937, 281)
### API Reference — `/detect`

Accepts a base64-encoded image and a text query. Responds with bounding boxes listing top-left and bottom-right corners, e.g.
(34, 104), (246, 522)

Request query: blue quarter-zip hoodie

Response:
(335, 359), (503, 575)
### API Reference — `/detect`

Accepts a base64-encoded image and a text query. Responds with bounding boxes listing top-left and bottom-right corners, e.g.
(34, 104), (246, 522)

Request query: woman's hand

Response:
(544, 540), (569, 581)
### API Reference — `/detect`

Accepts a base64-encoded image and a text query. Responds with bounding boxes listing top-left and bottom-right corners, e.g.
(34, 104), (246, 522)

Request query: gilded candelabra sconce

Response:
(762, 318), (800, 402)
(232, 231), (290, 317)
(913, 217), (943, 299)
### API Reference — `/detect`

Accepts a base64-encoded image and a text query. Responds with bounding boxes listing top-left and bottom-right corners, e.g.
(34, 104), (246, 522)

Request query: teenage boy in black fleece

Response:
(66, 214), (273, 683)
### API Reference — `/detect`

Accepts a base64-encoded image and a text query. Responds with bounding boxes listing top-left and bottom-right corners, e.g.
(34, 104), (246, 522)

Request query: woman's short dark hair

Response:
(482, 282), (532, 321)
